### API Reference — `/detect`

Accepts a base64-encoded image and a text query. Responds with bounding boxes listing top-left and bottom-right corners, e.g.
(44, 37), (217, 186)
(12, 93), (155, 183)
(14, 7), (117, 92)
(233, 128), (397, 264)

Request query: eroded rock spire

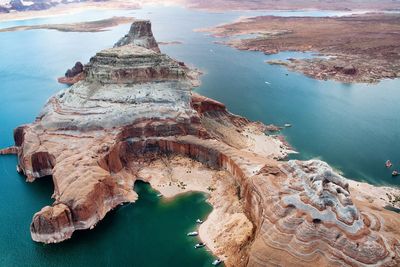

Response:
(114, 20), (160, 52)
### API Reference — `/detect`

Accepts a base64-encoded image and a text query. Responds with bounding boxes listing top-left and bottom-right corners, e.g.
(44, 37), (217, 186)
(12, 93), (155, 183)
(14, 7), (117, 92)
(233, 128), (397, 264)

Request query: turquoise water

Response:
(0, 174), (213, 266)
(1, 5), (400, 266)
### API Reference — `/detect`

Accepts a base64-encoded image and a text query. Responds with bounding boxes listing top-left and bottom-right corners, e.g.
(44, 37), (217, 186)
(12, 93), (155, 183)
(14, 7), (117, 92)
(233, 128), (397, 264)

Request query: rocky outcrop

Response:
(65, 62), (83, 78)
(58, 62), (85, 85)
(3, 20), (400, 266)
(57, 21), (163, 86)
(114, 20), (160, 52)
(0, 146), (18, 155)
(334, 62), (357, 75)
(31, 203), (74, 243)
(57, 72), (85, 85)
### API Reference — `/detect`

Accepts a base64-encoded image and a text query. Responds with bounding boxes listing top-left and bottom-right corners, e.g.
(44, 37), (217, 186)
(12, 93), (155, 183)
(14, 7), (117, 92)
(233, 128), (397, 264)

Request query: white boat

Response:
(284, 123), (292, 127)
(386, 160), (393, 168)
(212, 259), (223, 265)
(156, 193), (163, 197)
(187, 231), (198, 236)
(196, 219), (203, 224)
(194, 243), (205, 248)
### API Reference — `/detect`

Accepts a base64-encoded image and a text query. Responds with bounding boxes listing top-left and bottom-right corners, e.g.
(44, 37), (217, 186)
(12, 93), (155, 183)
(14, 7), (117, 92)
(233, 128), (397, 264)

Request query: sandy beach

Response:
(137, 155), (254, 266)
(349, 179), (400, 210)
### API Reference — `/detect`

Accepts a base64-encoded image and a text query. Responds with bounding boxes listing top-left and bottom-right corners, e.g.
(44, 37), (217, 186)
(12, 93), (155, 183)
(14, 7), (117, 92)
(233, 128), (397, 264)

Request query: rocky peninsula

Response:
(2, 19), (400, 267)
(0, 16), (134, 33)
(201, 14), (400, 83)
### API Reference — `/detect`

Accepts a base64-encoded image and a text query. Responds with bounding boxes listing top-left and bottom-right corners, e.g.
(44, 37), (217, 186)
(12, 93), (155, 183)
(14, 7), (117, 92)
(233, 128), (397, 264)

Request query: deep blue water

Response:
(0, 5), (400, 266)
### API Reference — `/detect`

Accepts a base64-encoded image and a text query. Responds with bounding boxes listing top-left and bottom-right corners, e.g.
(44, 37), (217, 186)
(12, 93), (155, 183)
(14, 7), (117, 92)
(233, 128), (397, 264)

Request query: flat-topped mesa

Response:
(37, 43), (197, 131)
(57, 20), (161, 85)
(114, 20), (160, 52)
(85, 45), (187, 84)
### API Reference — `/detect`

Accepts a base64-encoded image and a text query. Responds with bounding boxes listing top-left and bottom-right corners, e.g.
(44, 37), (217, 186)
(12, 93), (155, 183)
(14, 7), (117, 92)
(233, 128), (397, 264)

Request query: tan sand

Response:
(349, 179), (400, 209)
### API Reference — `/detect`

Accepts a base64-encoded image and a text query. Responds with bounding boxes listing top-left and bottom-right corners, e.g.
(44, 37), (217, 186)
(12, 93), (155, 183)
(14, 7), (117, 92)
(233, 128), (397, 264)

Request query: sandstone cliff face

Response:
(3, 20), (400, 266)
(85, 45), (187, 84)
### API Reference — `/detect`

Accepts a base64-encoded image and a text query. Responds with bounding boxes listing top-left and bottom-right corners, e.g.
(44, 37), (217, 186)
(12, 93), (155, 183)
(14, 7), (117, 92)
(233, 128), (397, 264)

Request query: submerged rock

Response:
(3, 20), (400, 267)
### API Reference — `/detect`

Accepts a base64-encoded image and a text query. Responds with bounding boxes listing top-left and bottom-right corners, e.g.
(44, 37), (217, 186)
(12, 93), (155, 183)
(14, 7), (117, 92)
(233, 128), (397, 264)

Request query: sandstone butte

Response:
(1, 20), (400, 267)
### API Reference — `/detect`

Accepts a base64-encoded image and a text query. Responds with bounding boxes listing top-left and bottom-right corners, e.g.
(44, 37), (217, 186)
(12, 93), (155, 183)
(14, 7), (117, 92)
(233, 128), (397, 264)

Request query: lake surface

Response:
(1, 4), (400, 266)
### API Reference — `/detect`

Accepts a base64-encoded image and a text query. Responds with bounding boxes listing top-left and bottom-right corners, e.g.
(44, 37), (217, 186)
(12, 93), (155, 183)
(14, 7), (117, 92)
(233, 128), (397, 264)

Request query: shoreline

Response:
(1, 0), (398, 24)
(201, 13), (400, 84)
(0, 1), (140, 23)
(0, 16), (135, 32)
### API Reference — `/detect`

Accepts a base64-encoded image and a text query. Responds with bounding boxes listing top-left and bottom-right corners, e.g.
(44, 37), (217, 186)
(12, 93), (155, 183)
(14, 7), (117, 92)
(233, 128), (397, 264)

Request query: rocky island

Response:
(202, 14), (400, 83)
(2, 19), (400, 267)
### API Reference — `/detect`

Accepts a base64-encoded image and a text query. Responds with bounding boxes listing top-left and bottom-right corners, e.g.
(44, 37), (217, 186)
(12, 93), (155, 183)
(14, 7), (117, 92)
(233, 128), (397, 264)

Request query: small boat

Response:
(156, 193), (163, 197)
(212, 259), (223, 266)
(265, 81), (271, 85)
(385, 160), (393, 168)
(392, 170), (399, 177)
(284, 123), (292, 127)
(194, 243), (205, 248)
(187, 231), (198, 236)
(196, 219), (203, 224)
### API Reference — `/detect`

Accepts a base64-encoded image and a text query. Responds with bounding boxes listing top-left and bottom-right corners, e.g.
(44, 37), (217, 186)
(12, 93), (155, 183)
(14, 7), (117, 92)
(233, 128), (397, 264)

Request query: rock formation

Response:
(58, 61), (85, 85)
(2, 20), (400, 266)
(66, 62), (83, 77)
(114, 20), (160, 52)
(247, 160), (400, 266)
